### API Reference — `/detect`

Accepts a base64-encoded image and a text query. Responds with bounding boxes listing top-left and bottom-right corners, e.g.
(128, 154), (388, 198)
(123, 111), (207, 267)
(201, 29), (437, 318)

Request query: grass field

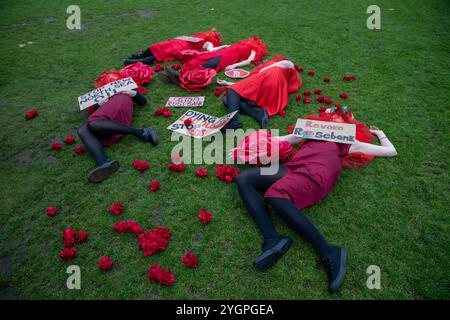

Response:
(0, 0), (449, 300)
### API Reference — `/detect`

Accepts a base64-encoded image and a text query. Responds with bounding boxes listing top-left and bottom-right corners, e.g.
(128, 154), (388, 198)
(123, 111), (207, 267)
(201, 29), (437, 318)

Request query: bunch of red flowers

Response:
(138, 227), (171, 256)
(113, 220), (144, 235)
(59, 228), (88, 260)
(146, 264), (174, 286)
(215, 164), (240, 184)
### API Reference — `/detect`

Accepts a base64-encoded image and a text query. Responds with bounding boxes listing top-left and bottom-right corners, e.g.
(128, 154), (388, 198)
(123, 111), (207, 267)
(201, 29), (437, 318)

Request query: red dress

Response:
(264, 140), (351, 209)
(149, 32), (219, 63)
(88, 94), (134, 147)
(229, 60), (301, 116)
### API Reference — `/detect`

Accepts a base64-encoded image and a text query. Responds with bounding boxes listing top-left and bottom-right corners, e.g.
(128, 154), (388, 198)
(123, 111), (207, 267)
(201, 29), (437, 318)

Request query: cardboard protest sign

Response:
(174, 35), (203, 43)
(78, 77), (137, 111)
(224, 69), (250, 79)
(293, 119), (357, 144)
(167, 109), (238, 139)
(165, 96), (205, 108)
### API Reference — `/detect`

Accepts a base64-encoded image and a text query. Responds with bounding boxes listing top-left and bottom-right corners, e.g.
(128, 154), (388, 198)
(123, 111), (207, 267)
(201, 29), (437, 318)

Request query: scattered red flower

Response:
(59, 247), (77, 260)
(339, 92), (349, 99)
(319, 106), (327, 112)
(314, 89), (322, 95)
(74, 145), (85, 155)
(324, 98), (333, 104)
(113, 220), (144, 235)
(138, 227), (171, 256)
(62, 228), (77, 248)
(198, 208), (213, 224)
(76, 230), (88, 243)
(294, 65), (303, 73)
(146, 264), (174, 286)
(162, 110), (172, 118)
(46, 206), (58, 217)
(150, 180), (160, 192)
(182, 252), (199, 268)
(343, 75), (356, 81)
(168, 162), (186, 172)
(24, 108), (38, 120)
(154, 107), (169, 116)
(132, 160), (150, 172)
(303, 91), (311, 96)
(184, 118), (193, 127)
(154, 63), (163, 72)
(215, 164), (239, 183)
(324, 77), (331, 83)
(109, 202), (124, 215)
(214, 86), (225, 97)
(308, 70), (315, 76)
(303, 98), (311, 104)
(64, 136), (75, 145)
(316, 95), (325, 102)
(51, 142), (62, 150)
(295, 94), (301, 101)
(195, 167), (208, 177)
(98, 256), (113, 271)
(335, 103), (342, 107)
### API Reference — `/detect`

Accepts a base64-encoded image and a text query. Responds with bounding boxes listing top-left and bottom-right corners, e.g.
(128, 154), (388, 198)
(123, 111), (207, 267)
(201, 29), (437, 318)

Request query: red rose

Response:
(64, 136), (75, 145)
(24, 108), (38, 120)
(154, 63), (163, 72)
(46, 206), (58, 217)
(295, 94), (301, 101)
(147, 264), (174, 286)
(324, 98), (333, 104)
(138, 227), (171, 256)
(59, 247), (77, 260)
(314, 89), (322, 95)
(303, 91), (311, 96)
(76, 230), (88, 243)
(51, 142), (62, 150)
(195, 167), (208, 177)
(176, 163), (186, 172)
(303, 98), (311, 104)
(198, 208), (212, 225)
(294, 65), (303, 73)
(98, 256), (113, 271)
(308, 70), (315, 76)
(150, 180), (160, 192)
(74, 146), (85, 155)
(339, 93), (349, 99)
(62, 228), (77, 247)
(162, 110), (172, 118)
(324, 77), (331, 83)
(132, 160), (150, 172)
(109, 202), (124, 215)
(184, 118), (193, 127)
(182, 252), (199, 268)
(316, 95), (325, 102)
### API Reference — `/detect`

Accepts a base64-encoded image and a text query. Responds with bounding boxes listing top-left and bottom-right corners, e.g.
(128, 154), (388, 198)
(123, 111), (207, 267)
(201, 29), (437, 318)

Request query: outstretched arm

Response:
(349, 126), (397, 157)
(217, 78), (235, 86)
(224, 50), (256, 70)
(203, 42), (230, 52)
(259, 60), (294, 73)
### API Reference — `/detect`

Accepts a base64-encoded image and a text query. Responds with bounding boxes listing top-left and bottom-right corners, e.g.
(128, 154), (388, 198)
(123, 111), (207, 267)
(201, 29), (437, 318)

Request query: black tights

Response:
(77, 120), (143, 166)
(130, 48), (157, 65)
(236, 166), (333, 258)
(225, 89), (266, 126)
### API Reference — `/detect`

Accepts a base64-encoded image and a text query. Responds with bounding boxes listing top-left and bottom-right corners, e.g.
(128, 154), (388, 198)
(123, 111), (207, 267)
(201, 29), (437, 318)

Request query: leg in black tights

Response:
(125, 48), (157, 66)
(87, 119), (143, 137)
(77, 123), (108, 166)
(201, 55), (221, 69)
(224, 92), (269, 128)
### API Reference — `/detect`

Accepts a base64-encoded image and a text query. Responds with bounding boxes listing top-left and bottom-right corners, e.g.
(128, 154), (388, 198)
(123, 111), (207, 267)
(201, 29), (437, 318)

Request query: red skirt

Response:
(88, 94), (134, 147)
(150, 39), (197, 63)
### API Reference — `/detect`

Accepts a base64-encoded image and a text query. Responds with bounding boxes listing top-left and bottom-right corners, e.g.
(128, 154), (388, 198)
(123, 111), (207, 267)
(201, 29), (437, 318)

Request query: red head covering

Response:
(194, 28), (222, 47)
(238, 36), (268, 64)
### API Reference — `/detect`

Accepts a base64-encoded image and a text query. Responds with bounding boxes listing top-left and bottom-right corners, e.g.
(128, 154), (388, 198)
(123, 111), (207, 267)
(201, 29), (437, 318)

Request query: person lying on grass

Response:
(234, 106), (397, 293)
(124, 28), (226, 66)
(77, 90), (159, 183)
(217, 54), (301, 130)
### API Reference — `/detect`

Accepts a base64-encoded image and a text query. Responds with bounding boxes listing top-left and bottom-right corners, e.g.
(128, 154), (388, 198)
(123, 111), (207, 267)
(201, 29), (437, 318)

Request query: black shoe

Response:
(140, 127), (159, 145)
(87, 160), (120, 183)
(253, 236), (293, 272)
(123, 59), (136, 66)
(128, 52), (143, 59)
(259, 109), (269, 129)
(164, 65), (179, 85)
(321, 246), (347, 293)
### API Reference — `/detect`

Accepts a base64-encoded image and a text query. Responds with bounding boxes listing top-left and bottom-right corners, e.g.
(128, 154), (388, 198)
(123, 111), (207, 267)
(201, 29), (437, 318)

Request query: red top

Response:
(265, 140), (351, 209)
(229, 59), (301, 116)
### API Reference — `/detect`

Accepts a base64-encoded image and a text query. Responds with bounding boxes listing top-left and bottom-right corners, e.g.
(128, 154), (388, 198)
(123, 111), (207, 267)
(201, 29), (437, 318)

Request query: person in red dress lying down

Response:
(235, 106), (397, 293)
(217, 54), (301, 130)
(157, 36), (268, 92)
(124, 28), (226, 66)
(77, 90), (159, 183)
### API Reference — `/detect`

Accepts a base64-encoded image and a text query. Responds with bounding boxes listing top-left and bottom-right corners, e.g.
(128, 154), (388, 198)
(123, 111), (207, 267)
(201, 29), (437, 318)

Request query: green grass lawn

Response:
(0, 0), (449, 300)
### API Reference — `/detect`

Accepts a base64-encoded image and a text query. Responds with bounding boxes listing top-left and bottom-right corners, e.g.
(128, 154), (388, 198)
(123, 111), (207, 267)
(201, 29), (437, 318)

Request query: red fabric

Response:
(229, 59), (301, 116)
(178, 65), (217, 92)
(149, 30), (222, 63)
(88, 94), (134, 147)
(119, 62), (154, 85)
(265, 140), (351, 209)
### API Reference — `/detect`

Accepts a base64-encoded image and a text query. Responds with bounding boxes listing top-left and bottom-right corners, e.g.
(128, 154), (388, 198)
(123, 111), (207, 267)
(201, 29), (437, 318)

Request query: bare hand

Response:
(224, 64), (236, 71)
(216, 78), (228, 85)
(369, 125), (383, 135)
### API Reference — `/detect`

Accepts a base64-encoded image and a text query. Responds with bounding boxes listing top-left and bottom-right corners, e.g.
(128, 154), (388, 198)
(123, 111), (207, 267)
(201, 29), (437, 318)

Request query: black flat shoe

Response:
(321, 246), (347, 293)
(128, 52), (143, 59)
(140, 127), (159, 146)
(87, 160), (119, 183)
(259, 109), (269, 129)
(253, 237), (293, 272)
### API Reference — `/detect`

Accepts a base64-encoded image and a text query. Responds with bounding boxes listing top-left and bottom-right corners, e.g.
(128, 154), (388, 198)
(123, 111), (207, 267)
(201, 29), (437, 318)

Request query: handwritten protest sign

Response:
(224, 69), (250, 79)
(174, 35), (203, 43)
(167, 109), (238, 139)
(165, 96), (205, 108)
(293, 119), (356, 144)
(77, 77), (137, 111)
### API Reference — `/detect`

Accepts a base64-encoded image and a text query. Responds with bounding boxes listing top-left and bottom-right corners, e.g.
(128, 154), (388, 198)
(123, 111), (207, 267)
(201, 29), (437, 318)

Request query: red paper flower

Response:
(120, 61), (154, 86)
(324, 77), (331, 83)
(132, 160), (150, 172)
(215, 164), (239, 183)
(24, 108), (38, 120)
(339, 93), (349, 99)
(162, 110), (172, 118)
(154, 63), (163, 72)
(314, 89), (322, 95)
(198, 208), (212, 225)
(74, 145), (85, 155)
(109, 202), (124, 215)
(64, 136), (75, 145)
(146, 264), (174, 286)
(154, 107), (170, 116)
(308, 70), (315, 76)
(303, 98), (311, 104)
(316, 95), (325, 102)
(195, 167), (208, 177)
(324, 98), (333, 104)
(113, 220), (143, 235)
(168, 162), (185, 172)
(62, 228), (77, 248)
(138, 227), (171, 256)
(182, 252), (199, 268)
(178, 64), (217, 92)
(294, 65), (303, 73)
(295, 94), (301, 101)
(184, 118), (193, 127)
(51, 142), (62, 150)
(46, 206), (58, 217)
(98, 256), (113, 271)
(303, 91), (311, 96)
(76, 230), (88, 243)
(150, 180), (160, 192)
(59, 247), (77, 260)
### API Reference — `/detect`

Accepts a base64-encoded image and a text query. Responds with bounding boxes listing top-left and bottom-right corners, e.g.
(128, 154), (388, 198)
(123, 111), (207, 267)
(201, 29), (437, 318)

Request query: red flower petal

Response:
(303, 91), (311, 96)
(150, 180), (160, 192)
(46, 206), (58, 217)
(339, 93), (349, 99)
(76, 230), (88, 243)
(195, 167), (208, 177)
(182, 252), (199, 268)
(64, 136), (75, 145)
(59, 247), (77, 260)
(98, 256), (113, 271)
(132, 160), (150, 172)
(198, 208), (212, 225)
(109, 202), (124, 215)
(324, 98), (333, 104)
(51, 142), (62, 150)
(295, 94), (302, 101)
(303, 98), (311, 104)
(314, 89), (322, 95)
(308, 70), (315, 76)
(324, 77), (331, 83)
(184, 118), (193, 127)
(74, 145), (85, 155)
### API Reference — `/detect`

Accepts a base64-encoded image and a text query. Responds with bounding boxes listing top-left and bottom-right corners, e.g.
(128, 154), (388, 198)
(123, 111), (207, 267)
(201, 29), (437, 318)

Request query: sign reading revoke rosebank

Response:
(294, 119), (357, 144)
